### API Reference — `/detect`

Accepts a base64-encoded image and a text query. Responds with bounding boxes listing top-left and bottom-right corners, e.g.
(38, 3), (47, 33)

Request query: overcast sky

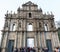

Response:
(0, 0), (60, 43)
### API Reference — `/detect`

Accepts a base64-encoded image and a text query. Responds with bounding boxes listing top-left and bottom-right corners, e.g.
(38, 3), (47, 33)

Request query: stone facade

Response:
(1, 1), (59, 52)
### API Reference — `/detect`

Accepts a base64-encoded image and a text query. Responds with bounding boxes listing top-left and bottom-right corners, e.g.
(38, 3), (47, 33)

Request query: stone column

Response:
(34, 32), (39, 52)
(1, 32), (8, 52)
(14, 32), (17, 48)
(41, 32), (46, 47)
(55, 32), (59, 46)
(20, 32), (23, 48)
(17, 33), (21, 48)
(38, 32), (41, 52)
(23, 32), (26, 47)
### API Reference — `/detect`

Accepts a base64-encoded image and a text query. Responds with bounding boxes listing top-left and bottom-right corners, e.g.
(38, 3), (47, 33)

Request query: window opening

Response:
(29, 13), (31, 17)
(12, 24), (16, 31)
(44, 24), (48, 31)
(10, 23), (16, 31)
(27, 23), (33, 31)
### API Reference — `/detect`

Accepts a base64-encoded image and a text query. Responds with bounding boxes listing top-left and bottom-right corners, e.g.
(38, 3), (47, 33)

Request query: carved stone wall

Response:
(1, 1), (59, 52)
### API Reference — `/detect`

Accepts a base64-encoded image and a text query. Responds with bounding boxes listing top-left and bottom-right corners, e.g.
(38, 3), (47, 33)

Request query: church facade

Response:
(1, 1), (59, 52)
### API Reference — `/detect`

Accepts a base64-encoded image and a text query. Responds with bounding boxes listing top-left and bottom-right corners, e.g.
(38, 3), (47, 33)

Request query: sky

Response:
(0, 0), (60, 44)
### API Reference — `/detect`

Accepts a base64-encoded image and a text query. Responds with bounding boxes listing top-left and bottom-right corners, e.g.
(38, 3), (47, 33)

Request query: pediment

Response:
(22, 1), (37, 6)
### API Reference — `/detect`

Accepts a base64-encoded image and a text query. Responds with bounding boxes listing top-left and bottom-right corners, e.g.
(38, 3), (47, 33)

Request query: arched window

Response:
(44, 24), (48, 31)
(12, 24), (16, 31)
(10, 23), (16, 31)
(27, 23), (33, 31)
(29, 13), (31, 17)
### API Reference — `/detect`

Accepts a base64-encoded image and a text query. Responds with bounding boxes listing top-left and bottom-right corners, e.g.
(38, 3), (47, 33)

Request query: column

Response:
(34, 32), (38, 52)
(23, 32), (26, 47)
(38, 32), (41, 52)
(1, 32), (8, 52)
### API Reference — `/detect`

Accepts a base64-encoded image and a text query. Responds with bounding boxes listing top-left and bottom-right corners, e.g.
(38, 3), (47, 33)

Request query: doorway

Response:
(46, 40), (52, 52)
(27, 38), (34, 48)
(8, 40), (14, 52)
